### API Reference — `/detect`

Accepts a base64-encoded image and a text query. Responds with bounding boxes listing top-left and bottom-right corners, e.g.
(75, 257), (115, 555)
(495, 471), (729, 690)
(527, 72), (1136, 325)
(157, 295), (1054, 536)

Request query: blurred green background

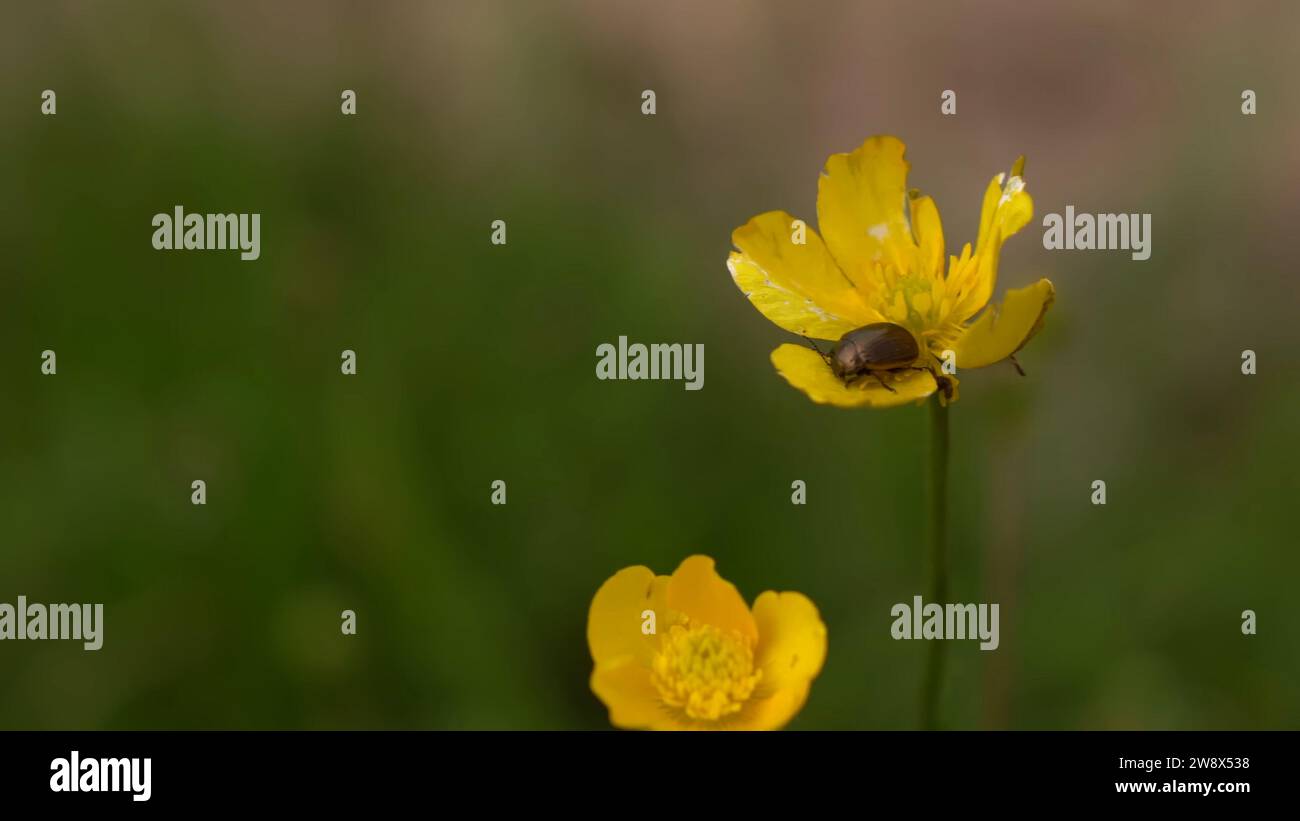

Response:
(1, 1), (1297, 729)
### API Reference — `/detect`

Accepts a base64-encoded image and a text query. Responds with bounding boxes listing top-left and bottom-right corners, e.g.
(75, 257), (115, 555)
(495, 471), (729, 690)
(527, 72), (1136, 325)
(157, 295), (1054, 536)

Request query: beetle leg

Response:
(870, 370), (897, 393)
(842, 372), (893, 392)
(1008, 354), (1026, 376)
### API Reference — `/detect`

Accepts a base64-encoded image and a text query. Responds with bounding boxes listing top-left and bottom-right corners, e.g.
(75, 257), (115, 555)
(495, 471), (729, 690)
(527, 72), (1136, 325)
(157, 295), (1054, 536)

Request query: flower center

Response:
(879, 270), (942, 331)
(651, 622), (762, 721)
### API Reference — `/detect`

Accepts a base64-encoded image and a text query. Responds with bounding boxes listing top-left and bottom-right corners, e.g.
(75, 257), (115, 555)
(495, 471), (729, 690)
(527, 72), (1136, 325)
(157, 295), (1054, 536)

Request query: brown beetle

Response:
(804, 322), (950, 396)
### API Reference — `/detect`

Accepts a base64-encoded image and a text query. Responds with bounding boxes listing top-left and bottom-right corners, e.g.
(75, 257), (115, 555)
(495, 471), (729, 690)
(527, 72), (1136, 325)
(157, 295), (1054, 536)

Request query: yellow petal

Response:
(816, 136), (917, 286)
(962, 165), (1034, 320)
(728, 211), (878, 339)
(587, 566), (670, 668)
(908, 190), (945, 279)
(770, 343), (937, 408)
(752, 591), (827, 692)
(951, 278), (1055, 369)
(728, 681), (812, 731)
(974, 174), (1005, 254)
(666, 556), (757, 642)
(590, 655), (674, 730)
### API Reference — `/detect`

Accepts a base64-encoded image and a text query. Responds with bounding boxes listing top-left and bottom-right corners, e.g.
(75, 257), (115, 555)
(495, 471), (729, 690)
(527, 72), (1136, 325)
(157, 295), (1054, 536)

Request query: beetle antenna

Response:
(1009, 354), (1026, 377)
(800, 334), (830, 363)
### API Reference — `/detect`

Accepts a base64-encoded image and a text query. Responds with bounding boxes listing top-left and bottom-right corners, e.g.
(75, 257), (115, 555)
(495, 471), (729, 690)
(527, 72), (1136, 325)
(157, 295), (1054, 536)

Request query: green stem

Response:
(921, 395), (949, 730)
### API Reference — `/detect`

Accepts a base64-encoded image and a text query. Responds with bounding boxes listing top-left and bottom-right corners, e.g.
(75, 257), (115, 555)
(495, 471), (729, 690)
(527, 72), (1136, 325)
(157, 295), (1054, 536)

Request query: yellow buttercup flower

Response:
(587, 555), (826, 730)
(727, 135), (1055, 408)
